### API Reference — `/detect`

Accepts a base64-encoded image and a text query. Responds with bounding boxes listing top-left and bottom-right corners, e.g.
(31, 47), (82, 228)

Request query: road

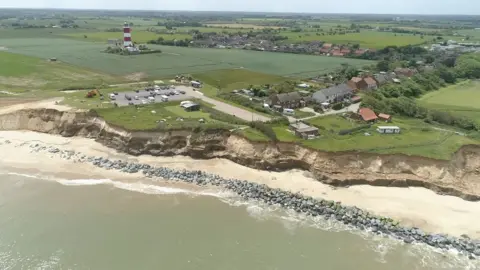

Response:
(177, 86), (271, 122)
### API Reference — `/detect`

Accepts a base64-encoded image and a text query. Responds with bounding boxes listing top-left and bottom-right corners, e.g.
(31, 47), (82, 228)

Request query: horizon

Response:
(1, 0), (480, 16)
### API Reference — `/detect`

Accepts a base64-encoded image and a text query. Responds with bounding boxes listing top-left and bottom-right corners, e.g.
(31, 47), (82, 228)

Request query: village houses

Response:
(268, 92), (305, 109)
(312, 83), (353, 104)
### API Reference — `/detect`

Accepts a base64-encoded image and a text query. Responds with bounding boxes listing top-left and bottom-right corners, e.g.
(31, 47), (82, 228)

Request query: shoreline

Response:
(0, 130), (479, 259)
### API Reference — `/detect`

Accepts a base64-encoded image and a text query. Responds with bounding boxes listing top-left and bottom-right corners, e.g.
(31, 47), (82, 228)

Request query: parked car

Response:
(134, 89), (140, 93)
(113, 92), (119, 95)
(134, 96), (139, 100)
(174, 91), (180, 95)
(179, 90), (186, 94)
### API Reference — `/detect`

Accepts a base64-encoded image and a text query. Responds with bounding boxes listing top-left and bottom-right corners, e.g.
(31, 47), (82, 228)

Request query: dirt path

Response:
(0, 97), (74, 114)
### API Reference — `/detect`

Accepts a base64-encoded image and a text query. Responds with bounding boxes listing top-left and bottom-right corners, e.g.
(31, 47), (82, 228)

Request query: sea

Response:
(0, 168), (478, 270)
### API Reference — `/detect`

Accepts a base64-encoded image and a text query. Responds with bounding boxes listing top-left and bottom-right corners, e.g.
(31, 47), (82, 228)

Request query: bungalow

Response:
(378, 113), (392, 122)
(312, 83), (353, 104)
(394, 68), (417, 78)
(268, 91), (304, 109)
(340, 48), (351, 55)
(182, 102), (200, 112)
(358, 108), (378, 122)
(377, 126), (401, 134)
(289, 122), (319, 139)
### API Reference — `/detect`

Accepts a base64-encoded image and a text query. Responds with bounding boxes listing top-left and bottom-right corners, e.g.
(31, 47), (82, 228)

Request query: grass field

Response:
(193, 69), (286, 91)
(1, 38), (372, 80)
(267, 116), (477, 159)
(419, 80), (480, 124)
(0, 51), (119, 92)
(282, 30), (426, 48)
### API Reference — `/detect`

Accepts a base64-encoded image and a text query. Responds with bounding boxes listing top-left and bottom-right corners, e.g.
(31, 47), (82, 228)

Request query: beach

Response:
(1, 130), (480, 238)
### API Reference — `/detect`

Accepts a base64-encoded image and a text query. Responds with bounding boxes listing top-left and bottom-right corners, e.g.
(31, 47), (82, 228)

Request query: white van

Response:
(283, 108), (295, 115)
(109, 93), (116, 100)
(160, 95), (169, 102)
(148, 96), (155, 103)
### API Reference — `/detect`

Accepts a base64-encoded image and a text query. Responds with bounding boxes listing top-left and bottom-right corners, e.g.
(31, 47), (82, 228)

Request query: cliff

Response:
(1, 108), (479, 201)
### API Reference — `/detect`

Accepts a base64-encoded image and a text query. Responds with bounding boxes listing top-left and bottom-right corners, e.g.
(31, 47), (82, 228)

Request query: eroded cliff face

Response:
(1, 108), (479, 201)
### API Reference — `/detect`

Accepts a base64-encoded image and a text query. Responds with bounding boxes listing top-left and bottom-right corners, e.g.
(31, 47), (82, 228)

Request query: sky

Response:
(0, 0), (479, 15)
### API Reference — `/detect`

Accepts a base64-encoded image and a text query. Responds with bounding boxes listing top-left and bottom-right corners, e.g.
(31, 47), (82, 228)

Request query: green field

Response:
(0, 38), (371, 80)
(282, 30), (426, 48)
(193, 69), (286, 91)
(0, 51), (119, 92)
(64, 31), (191, 43)
(419, 80), (480, 124)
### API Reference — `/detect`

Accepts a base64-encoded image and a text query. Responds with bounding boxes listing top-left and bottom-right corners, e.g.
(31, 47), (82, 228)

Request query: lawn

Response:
(282, 30), (426, 49)
(1, 38), (372, 80)
(94, 101), (229, 131)
(273, 116), (477, 159)
(237, 128), (270, 141)
(419, 80), (480, 124)
(64, 31), (191, 43)
(0, 51), (119, 92)
(193, 69), (286, 91)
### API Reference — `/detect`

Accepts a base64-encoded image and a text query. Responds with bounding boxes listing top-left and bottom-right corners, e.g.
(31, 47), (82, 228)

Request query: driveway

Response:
(292, 103), (361, 122)
(177, 86), (271, 122)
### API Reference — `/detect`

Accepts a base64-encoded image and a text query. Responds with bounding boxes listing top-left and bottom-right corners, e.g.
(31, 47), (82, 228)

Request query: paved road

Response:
(177, 86), (271, 122)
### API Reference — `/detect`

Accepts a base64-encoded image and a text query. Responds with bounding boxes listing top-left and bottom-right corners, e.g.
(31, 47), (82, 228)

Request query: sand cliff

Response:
(0, 106), (479, 201)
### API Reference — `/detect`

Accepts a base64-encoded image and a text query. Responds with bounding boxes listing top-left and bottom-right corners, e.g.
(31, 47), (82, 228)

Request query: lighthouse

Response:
(123, 22), (133, 47)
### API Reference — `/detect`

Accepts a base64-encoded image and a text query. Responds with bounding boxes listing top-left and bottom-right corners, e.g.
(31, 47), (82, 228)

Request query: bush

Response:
(219, 93), (274, 115)
(332, 103), (344, 110)
(313, 105), (324, 113)
(249, 121), (277, 141)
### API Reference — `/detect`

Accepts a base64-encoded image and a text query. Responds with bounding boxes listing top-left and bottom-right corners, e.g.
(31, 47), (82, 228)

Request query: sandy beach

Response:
(0, 130), (479, 238)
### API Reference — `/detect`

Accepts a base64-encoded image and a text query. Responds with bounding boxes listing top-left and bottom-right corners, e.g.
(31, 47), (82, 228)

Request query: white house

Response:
(377, 126), (401, 134)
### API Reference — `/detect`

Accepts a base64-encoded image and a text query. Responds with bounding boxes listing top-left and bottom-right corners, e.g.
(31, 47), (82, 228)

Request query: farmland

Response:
(64, 31), (191, 43)
(0, 38), (371, 81)
(419, 80), (480, 124)
(193, 69), (286, 91)
(0, 51), (119, 92)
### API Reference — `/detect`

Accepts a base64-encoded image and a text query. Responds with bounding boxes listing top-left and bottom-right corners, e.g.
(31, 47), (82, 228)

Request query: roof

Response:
(378, 113), (391, 119)
(275, 92), (302, 103)
(364, 77), (377, 85)
(351, 96), (362, 101)
(191, 81), (201, 84)
(182, 103), (199, 108)
(312, 83), (353, 103)
(290, 122), (318, 133)
(323, 43), (332, 48)
(297, 126), (319, 133)
(358, 108), (378, 121)
(378, 126), (400, 130)
(374, 74), (390, 84)
(351, 77), (363, 83)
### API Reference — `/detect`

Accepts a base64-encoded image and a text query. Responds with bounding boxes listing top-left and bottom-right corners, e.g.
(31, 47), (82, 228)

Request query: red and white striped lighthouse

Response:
(123, 22), (133, 47)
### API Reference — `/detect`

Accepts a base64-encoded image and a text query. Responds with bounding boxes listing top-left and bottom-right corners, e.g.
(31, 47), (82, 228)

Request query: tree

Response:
(376, 60), (390, 71)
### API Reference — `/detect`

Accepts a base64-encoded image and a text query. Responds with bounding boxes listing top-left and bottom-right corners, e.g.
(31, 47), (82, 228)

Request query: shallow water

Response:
(0, 170), (477, 270)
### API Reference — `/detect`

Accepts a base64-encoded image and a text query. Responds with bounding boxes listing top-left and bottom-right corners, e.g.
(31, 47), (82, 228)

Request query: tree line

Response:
(362, 53), (480, 130)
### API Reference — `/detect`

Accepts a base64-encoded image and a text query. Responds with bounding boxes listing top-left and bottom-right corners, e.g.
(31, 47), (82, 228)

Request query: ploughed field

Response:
(0, 38), (372, 79)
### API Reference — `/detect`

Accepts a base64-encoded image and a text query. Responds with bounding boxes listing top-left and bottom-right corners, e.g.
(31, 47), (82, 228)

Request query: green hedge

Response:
(249, 121), (277, 141)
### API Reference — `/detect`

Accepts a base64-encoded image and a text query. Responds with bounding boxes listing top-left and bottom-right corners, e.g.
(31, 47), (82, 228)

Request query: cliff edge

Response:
(0, 107), (479, 201)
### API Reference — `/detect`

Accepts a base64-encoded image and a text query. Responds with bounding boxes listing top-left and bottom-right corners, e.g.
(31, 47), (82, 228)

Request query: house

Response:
(394, 68), (417, 78)
(363, 77), (378, 90)
(347, 77), (365, 91)
(182, 103), (200, 112)
(358, 108), (378, 122)
(320, 48), (330, 54)
(322, 43), (332, 49)
(268, 91), (304, 109)
(377, 126), (401, 134)
(289, 122), (319, 139)
(374, 73), (393, 86)
(312, 83), (353, 104)
(331, 50), (344, 57)
(378, 113), (392, 122)
(354, 49), (366, 56)
(340, 48), (351, 55)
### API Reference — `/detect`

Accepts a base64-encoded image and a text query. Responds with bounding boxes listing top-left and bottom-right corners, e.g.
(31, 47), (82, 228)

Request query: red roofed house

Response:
(320, 48), (330, 54)
(340, 48), (351, 55)
(347, 77), (365, 91)
(354, 49), (366, 56)
(363, 77), (378, 90)
(378, 113), (392, 122)
(331, 50), (344, 57)
(358, 108), (378, 122)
